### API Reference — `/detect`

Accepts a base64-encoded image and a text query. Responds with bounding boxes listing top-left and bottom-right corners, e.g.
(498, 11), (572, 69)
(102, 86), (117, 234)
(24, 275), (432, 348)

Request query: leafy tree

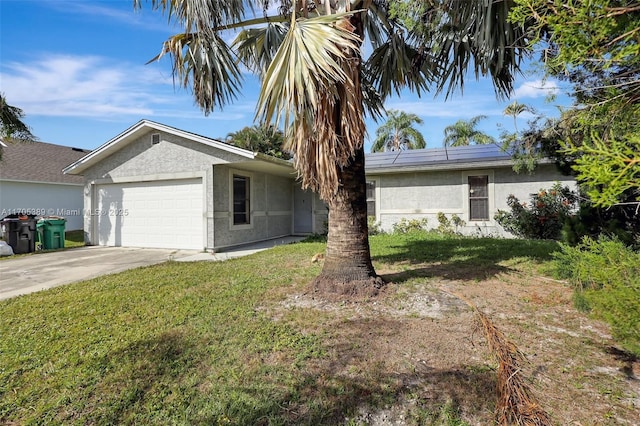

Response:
(138, 0), (529, 295)
(371, 110), (426, 152)
(226, 124), (290, 159)
(0, 93), (37, 158)
(562, 189), (640, 248)
(509, 0), (640, 206)
(442, 115), (495, 147)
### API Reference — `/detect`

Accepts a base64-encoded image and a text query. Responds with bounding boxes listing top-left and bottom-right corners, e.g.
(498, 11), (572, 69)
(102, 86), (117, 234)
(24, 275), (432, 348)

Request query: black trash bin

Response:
(1, 214), (38, 254)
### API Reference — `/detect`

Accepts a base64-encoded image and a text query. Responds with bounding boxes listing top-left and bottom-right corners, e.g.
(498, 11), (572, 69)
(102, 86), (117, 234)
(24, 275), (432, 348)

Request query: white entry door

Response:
(95, 178), (203, 250)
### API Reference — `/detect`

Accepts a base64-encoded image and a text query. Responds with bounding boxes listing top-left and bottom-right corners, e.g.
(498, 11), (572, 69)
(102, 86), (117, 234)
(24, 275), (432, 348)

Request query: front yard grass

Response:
(1, 233), (637, 425)
(64, 229), (85, 248)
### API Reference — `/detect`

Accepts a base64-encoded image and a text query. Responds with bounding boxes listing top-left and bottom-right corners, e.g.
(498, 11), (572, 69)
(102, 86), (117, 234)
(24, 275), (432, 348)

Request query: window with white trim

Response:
(468, 175), (489, 220)
(232, 174), (250, 225)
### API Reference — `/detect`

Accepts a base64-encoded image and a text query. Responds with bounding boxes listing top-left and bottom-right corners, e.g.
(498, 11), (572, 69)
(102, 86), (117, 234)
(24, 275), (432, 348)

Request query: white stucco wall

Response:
(212, 165), (295, 248)
(0, 180), (84, 230)
(81, 129), (301, 249)
(369, 163), (577, 236)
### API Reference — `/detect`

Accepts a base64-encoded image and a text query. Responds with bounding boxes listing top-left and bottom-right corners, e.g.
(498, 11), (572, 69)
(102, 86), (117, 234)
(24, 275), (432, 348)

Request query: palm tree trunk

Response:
(310, 11), (384, 298)
(312, 147), (385, 297)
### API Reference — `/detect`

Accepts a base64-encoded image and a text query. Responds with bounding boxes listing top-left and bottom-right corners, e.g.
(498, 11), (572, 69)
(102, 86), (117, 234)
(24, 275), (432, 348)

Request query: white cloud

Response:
(0, 53), (260, 134)
(0, 54), (187, 118)
(43, 1), (179, 33)
(386, 98), (505, 119)
(513, 79), (559, 99)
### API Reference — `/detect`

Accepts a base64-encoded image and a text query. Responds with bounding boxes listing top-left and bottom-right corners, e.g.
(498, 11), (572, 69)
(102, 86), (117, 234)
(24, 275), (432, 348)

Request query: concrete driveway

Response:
(0, 237), (305, 300)
(0, 246), (199, 300)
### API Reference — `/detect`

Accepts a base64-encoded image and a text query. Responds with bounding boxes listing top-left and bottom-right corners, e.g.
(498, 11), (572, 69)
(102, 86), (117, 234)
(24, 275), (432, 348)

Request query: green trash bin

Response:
(36, 221), (44, 250)
(40, 217), (66, 250)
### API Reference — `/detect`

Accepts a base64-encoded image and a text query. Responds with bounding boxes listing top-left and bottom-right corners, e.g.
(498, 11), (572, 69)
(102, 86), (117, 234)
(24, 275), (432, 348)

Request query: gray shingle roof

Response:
(366, 144), (512, 172)
(0, 140), (90, 184)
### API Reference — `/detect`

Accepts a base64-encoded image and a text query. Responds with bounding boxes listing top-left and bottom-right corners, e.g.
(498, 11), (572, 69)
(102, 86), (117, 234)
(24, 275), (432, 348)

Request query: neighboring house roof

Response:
(366, 144), (541, 174)
(63, 119), (293, 177)
(0, 140), (89, 185)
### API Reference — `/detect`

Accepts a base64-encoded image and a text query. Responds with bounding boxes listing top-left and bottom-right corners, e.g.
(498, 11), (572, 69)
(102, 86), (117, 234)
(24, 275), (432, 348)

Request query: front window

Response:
(468, 175), (489, 220)
(233, 174), (250, 225)
(366, 181), (376, 217)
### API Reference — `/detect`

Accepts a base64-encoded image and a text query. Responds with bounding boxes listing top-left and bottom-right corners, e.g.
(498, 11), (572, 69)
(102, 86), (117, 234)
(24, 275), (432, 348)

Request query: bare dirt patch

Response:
(276, 267), (640, 425)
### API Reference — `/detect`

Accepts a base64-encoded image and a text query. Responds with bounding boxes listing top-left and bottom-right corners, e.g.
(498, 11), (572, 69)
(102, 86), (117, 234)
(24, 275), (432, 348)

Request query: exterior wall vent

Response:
(151, 133), (161, 145)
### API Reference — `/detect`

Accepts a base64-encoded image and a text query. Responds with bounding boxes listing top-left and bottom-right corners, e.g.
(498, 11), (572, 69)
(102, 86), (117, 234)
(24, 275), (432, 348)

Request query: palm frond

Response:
(256, 12), (362, 129)
(504, 101), (535, 117)
(371, 109), (426, 152)
(363, 1), (390, 50)
(255, 12), (364, 199)
(412, 0), (529, 99)
(371, 135), (387, 152)
(403, 127), (426, 149)
(233, 22), (289, 77)
(443, 115), (493, 146)
(159, 32), (243, 113)
(135, 0), (248, 35)
(365, 30), (434, 98)
(361, 72), (385, 121)
(0, 93), (37, 141)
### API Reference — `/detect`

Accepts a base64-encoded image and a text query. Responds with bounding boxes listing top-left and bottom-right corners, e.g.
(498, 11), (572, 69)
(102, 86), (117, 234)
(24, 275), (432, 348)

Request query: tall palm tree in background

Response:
(503, 100), (535, 133)
(137, 0), (529, 295)
(0, 93), (37, 160)
(443, 115), (495, 147)
(371, 110), (426, 152)
(501, 100), (539, 171)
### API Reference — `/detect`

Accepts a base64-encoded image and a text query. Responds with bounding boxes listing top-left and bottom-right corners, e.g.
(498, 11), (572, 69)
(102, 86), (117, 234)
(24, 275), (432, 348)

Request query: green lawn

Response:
(0, 234), (597, 425)
(64, 229), (85, 248)
(1, 239), (331, 424)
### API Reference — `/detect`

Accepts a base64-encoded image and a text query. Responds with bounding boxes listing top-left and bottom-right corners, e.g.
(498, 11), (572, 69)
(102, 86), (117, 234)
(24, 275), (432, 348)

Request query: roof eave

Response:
(63, 119), (256, 175)
(0, 178), (84, 186)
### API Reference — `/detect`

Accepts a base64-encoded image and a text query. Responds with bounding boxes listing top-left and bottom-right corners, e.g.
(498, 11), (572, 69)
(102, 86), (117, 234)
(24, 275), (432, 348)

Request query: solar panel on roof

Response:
(365, 144), (511, 170)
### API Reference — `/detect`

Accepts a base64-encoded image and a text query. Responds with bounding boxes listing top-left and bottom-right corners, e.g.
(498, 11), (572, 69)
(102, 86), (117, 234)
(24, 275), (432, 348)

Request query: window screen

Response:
(468, 175), (489, 221)
(233, 175), (250, 225)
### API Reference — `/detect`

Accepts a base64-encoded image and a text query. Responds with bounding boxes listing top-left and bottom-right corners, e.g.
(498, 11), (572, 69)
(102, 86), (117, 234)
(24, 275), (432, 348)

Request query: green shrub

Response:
(553, 237), (640, 356)
(367, 216), (384, 235)
(436, 213), (466, 235)
(561, 189), (640, 248)
(392, 218), (428, 234)
(495, 183), (577, 240)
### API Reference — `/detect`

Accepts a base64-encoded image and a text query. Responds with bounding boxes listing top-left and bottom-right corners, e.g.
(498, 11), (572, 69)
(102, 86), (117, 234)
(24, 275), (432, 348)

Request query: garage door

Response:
(95, 178), (204, 250)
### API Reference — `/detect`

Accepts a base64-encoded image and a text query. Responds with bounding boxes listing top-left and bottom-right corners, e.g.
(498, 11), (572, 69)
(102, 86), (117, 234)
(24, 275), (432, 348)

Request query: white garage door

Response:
(95, 178), (204, 250)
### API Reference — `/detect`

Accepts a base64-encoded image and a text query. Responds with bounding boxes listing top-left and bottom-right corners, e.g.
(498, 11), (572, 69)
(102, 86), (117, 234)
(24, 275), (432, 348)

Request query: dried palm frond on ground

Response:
(447, 291), (552, 425)
(477, 309), (552, 426)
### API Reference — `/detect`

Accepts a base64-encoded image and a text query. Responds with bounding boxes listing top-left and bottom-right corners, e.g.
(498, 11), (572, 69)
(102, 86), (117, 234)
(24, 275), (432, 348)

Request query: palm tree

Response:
(443, 115), (496, 147)
(138, 0), (529, 295)
(502, 100), (538, 165)
(0, 93), (37, 160)
(1, 94), (36, 141)
(503, 101), (535, 133)
(371, 110), (426, 152)
(226, 124), (290, 159)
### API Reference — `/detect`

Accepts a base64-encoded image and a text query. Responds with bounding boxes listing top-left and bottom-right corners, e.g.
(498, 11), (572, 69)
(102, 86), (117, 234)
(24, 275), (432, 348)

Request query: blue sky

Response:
(1, 0), (572, 152)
